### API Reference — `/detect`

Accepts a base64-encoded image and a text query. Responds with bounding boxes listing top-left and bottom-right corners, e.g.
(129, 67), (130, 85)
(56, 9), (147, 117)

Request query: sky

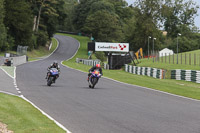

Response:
(125, 0), (200, 29)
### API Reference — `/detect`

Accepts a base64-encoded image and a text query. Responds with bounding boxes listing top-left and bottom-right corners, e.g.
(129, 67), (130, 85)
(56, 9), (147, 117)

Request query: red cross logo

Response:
(119, 44), (126, 50)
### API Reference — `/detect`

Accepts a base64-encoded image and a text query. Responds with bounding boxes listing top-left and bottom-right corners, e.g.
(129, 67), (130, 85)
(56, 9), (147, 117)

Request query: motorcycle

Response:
(47, 68), (59, 86)
(88, 70), (101, 88)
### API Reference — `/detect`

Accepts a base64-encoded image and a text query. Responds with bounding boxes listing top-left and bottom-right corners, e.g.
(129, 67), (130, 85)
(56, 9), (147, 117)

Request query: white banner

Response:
(95, 42), (129, 52)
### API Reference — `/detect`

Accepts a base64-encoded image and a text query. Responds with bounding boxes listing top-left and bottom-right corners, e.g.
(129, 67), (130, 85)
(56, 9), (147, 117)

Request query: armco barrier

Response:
(125, 64), (165, 79)
(4, 55), (27, 66)
(76, 58), (100, 66)
(104, 63), (109, 70)
(171, 69), (200, 83)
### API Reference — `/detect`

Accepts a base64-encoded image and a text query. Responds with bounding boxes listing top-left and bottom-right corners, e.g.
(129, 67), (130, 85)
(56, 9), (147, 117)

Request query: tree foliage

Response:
(83, 10), (123, 42)
(4, 0), (33, 49)
(0, 0), (199, 53)
(0, 0), (7, 51)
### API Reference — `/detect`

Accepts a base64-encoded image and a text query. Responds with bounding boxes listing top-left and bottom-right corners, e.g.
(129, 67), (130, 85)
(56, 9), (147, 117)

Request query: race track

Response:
(15, 35), (200, 133)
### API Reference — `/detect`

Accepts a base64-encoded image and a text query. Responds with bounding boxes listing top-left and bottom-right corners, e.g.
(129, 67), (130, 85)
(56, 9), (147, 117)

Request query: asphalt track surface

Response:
(14, 35), (200, 133)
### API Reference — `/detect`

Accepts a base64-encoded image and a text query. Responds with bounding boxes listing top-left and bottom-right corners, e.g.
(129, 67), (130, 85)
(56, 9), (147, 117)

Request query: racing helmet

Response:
(96, 64), (100, 68)
(53, 61), (58, 66)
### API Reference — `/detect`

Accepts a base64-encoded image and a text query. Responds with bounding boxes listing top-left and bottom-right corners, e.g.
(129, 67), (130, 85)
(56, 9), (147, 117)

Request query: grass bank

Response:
(0, 38), (58, 61)
(137, 50), (200, 71)
(27, 38), (58, 61)
(0, 38), (65, 132)
(0, 66), (15, 78)
(0, 93), (65, 133)
(61, 33), (200, 100)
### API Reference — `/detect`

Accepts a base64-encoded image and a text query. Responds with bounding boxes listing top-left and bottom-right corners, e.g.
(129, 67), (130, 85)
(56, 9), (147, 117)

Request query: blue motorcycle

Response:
(47, 68), (59, 86)
(88, 70), (101, 88)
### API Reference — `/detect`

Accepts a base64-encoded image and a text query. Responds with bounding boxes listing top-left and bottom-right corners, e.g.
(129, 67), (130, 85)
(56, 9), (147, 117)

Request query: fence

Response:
(17, 45), (28, 56)
(153, 52), (200, 66)
(76, 58), (100, 66)
(171, 69), (200, 83)
(125, 64), (165, 79)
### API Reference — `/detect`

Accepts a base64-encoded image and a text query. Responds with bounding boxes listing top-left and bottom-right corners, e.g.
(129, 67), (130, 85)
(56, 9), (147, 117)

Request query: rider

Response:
(87, 64), (103, 81)
(46, 61), (60, 81)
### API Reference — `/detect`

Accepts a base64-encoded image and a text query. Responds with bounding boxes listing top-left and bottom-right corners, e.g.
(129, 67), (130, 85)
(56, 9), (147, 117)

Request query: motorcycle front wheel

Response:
(91, 78), (98, 89)
(47, 77), (53, 86)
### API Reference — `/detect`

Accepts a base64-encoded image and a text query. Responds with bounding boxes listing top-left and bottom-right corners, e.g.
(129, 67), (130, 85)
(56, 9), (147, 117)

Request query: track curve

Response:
(16, 35), (200, 133)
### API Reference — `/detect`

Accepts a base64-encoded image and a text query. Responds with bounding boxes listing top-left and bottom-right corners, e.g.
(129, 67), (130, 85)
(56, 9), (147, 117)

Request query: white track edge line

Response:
(0, 91), (18, 96)
(60, 36), (80, 65)
(20, 95), (71, 133)
(0, 66), (14, 79)
(13, 37), (71, 133)
(0, 90), (70, 132)
(61, 61), (200, 103)
(28, 37), (59, 63)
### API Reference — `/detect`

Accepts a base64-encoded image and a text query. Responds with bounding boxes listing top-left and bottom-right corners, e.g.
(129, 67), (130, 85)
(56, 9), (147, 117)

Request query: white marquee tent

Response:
(159, 48), (174, 57)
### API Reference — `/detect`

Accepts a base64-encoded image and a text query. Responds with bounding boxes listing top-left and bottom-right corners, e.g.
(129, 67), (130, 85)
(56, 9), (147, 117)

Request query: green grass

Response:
(0, 93), (65, 133)
(61, 33), (200, 100)
(0, 51), (17, 57)
(27, 38), (58, 61)
(0, 66), (15, 78)
(0, 38), (58, 61)
(57, 33), (91, 60)
(0, 38), (64, 132)
(138, 50), (200, 71)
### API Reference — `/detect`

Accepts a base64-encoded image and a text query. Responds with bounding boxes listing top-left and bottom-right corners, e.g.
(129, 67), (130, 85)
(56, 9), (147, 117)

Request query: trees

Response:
(73, 0), (99, 31)
(161, 0), (199, 38)
(28, 0), (60, 48)
(4, 0), (33, 49)
(0, 0), (199, 53)
(160, 0), (200, 52)
(0, 0), (7, 51)
(124, 0), (162, 51)
(83, 10), (123, 42)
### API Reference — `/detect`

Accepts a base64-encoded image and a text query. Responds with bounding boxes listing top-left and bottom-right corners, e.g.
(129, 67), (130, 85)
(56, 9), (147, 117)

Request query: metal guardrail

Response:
(104, 63), (109, 70)
(125, 64), (165, 79)
(171, 69), (200, 83)
(76, 58), (100, 66)
(4, 55), (27, 66)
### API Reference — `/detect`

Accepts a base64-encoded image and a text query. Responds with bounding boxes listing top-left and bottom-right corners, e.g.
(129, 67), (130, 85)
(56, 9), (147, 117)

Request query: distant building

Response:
(162, 31), (167, 36)
(159, 48), (174, 57)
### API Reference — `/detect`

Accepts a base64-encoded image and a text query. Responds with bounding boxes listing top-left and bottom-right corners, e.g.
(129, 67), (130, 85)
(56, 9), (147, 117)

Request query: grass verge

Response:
(0, 93), (65, 133)
(0, 38), (65, 133)
(0, 38), (58, 61)
(27, 38), (58, 61)
(0, 66), (15, 78)
(61, 33), (200, 100)
(137, 50), (200, 71)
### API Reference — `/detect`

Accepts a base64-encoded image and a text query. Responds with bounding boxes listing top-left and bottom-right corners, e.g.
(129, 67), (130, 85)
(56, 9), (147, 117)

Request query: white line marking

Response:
(12, 37), (71, 133)
(61, 57), (200, 103)
(0, 90), (70, 132)
(61, 37), (80, 62)
(28, 38), (59, 63)
(0, 66), (14, 79)
(0, 91), (18, 96)
(14, 66), (16, 79)
(20, 95), (71, 133)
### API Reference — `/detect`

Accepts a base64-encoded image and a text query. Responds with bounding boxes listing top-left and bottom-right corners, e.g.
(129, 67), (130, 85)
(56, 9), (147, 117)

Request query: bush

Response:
(30, 35), (37, 50)
(95, 51), (107, 62)
(36, 31), (48, 47)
